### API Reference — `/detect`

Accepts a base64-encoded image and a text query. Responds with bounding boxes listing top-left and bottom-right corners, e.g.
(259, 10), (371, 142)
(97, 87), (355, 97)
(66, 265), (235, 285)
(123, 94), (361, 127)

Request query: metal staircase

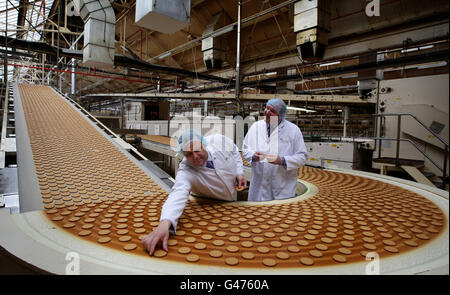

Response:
(373, 113), (449, 190)
(1, 82), (16, 168)
(1, 82), (19, 212)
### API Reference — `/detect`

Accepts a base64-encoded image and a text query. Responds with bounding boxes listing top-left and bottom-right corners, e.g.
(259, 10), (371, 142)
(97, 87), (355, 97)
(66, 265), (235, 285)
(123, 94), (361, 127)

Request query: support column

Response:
(3, 0), (8, 86)
(234, 0), (244, 114)
(120, 97), (125, 129)
(343, 106), (350, 138)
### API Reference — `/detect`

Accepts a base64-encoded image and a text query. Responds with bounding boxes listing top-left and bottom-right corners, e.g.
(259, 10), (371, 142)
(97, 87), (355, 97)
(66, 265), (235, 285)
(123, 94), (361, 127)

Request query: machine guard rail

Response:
(373, 113), (448, 181)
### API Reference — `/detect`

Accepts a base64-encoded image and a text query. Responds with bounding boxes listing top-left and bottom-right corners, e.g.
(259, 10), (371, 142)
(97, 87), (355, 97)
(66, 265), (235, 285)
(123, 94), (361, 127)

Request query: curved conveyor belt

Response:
(0, 84), (448, 274)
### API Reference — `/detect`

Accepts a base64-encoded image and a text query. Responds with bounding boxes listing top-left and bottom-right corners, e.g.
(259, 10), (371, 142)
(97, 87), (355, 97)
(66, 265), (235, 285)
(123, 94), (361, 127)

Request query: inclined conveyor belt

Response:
(0, 84), (448, 274)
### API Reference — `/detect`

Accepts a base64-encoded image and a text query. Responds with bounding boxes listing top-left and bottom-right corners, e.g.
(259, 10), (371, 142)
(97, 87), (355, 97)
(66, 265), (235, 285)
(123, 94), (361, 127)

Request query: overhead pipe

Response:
(202, 11), (227, 70)
(194, 49), (450, 93)
(72, 0), (116, 68)
(3, 0), (8, 85)
(0, 35), (231, 84)
(0, 62), (158, 85)
(235, 1), (243, 113)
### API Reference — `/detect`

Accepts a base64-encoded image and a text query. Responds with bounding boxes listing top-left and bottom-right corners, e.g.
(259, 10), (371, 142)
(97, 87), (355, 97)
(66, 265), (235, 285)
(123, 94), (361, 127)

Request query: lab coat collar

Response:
(203, 151), (213, 167)
(266, 119), (286, 137)
(182, 150), (211, 169)
(266, 119), (286, 128)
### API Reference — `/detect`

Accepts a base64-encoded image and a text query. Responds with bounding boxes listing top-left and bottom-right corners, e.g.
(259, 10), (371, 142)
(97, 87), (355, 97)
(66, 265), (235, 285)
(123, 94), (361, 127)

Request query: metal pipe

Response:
(374, 80), (380, 157)
(396, 115), (401, 166)
(378, 114), (383, 159)
(120, 97), (125, 129)
(196, 49), (450, 93)
(295, 85), (358, 94)
(57, 0), (61, 65)
(235, 1), (242, 113)
(71, 36), (76, 95)
(0, 62), (158, 85)
(444, 146), (448, 181)
(71, 57), (76, 95)
(4, 0), (7, 86)
(0, 35), (231, 84)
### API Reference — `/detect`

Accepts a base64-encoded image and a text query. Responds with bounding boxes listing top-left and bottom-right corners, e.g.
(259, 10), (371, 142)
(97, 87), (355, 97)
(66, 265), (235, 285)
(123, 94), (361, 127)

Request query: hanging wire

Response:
(191, 45), (199, 83)
(266, 1), (340, 102)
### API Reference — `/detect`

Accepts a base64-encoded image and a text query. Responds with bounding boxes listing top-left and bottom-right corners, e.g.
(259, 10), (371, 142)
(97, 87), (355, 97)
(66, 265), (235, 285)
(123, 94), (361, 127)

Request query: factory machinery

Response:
(0, 84), (448, 274)
(124, 74), (449, 190)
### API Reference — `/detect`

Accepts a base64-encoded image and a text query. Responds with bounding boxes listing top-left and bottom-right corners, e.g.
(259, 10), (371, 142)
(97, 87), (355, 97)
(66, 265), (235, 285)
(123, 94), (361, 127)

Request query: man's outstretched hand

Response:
(142, 219), (171, 255)
(235, 174), (247, 191)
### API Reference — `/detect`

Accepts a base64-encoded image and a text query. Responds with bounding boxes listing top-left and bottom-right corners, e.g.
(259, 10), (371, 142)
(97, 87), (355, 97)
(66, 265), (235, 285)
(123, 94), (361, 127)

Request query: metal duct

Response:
(201, 12), (228, 70)
(135, 0), (191, 34)
(358, 52), (384, 98)
(294, 0), (330, 62)
(73, 0), (115, 68)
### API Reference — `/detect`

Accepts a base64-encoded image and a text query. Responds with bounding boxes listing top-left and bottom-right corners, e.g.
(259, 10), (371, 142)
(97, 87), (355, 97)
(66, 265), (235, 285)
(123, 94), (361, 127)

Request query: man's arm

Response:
(142, 220), (171, 255)
(142, 167), (192, 255)
(227, 136), (244, 175)
(159, 169), (192, 232)
(283, 128), (307, 170)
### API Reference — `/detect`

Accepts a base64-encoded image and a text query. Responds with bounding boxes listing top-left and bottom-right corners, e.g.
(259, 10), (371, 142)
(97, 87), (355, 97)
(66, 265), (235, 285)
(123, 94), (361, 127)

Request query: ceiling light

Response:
(319, 61), (341, 67)
(401, 48), (418, 53)
(287, 106), (316, 113)
(417, 61), (447, 69)
(419, 45), (434, 50)
(158, 51), (172, 59)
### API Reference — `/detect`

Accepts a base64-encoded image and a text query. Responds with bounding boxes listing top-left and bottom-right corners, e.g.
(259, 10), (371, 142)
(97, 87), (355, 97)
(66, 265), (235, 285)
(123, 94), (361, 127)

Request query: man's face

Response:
(264, 104), (280, 124)
(183, 141), (208, 166)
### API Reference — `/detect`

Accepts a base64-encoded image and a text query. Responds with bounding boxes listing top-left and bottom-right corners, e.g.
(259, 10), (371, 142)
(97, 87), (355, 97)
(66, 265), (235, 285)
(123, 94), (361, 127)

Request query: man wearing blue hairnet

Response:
(243, 98), (307, 201)
(142, 130), (246, 255)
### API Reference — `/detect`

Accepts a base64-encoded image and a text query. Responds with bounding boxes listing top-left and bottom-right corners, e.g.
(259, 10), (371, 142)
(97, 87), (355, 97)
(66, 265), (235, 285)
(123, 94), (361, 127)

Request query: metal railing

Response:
(374, 113), (448, 181)
(320, 158), (356, 168)
(52, 87), (149, 161)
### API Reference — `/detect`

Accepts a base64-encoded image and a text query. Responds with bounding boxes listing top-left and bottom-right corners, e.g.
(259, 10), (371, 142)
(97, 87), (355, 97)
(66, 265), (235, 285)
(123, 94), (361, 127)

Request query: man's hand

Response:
(235, 174), (247, 190)
(252, 151), (265, 162)
(142, 219), (172, 255)
(264, 153), (281, 165)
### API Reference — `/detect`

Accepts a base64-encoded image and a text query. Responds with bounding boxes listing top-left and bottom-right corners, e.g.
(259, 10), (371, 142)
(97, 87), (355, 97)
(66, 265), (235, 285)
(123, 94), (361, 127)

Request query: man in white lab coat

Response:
(243, 98), (307, 201)
(142, 130), (247, 255)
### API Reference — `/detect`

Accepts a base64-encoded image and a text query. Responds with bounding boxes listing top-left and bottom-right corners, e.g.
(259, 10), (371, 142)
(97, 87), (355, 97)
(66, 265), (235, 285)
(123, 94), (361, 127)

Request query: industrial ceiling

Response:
(0, 0), (448, 111)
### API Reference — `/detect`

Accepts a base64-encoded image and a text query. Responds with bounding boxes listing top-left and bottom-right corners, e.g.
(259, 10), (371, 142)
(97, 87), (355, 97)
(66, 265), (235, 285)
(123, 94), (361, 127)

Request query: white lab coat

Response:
(160, 134), (244, 231)
(243, 120), (307, 201)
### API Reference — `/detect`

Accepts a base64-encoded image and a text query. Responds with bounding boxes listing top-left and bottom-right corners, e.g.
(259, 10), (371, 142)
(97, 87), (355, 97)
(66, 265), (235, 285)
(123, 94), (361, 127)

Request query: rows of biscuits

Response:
(19, 85), (446, 268)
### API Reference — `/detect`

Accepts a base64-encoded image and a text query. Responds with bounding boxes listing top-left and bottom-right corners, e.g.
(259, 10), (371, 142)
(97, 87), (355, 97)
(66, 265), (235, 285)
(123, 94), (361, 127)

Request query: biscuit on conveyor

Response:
(18, 86), (447, 272)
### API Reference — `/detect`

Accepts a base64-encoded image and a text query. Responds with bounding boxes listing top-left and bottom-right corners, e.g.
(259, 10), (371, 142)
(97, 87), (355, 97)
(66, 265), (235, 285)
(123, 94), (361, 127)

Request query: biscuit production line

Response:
(0, 84), (447, 275)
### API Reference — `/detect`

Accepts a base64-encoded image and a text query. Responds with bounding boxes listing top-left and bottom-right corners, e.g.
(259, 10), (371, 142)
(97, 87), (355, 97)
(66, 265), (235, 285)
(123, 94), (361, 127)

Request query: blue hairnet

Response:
(267, 98), (287, 120)
(177, 129), (207, 156)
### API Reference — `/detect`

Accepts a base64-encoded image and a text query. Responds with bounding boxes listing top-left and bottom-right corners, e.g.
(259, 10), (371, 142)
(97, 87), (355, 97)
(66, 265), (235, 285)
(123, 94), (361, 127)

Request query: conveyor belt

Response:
(139, 134), (176, 147)
(0, 84), (448, 274)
